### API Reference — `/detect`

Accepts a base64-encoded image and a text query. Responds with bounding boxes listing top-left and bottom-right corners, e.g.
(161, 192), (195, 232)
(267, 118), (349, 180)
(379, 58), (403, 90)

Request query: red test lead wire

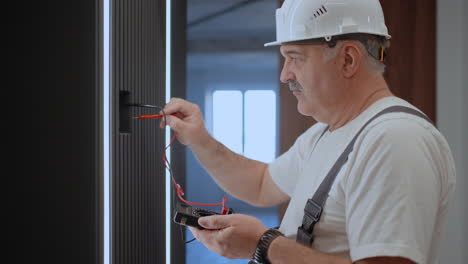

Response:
(163, 133), (228, 214)
(137, 113), (229, 214)
(135, 113), (179, 120)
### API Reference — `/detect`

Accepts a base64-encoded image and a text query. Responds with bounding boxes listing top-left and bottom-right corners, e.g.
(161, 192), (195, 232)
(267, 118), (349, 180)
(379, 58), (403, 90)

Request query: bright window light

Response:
(165, 0), (172, 263)
(244, 90), (276, 163)
(213, 91), (244, 154)
(212, 89), (277, 162)
(103, 0), (111, 264)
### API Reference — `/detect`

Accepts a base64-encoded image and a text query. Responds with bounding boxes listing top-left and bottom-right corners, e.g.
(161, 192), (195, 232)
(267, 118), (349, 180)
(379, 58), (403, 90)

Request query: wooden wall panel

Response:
(381, 0), (436, 122)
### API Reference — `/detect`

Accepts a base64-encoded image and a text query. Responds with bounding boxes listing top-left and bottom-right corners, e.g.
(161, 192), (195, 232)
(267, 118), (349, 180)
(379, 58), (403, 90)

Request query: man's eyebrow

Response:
(282, 50), (304, 57)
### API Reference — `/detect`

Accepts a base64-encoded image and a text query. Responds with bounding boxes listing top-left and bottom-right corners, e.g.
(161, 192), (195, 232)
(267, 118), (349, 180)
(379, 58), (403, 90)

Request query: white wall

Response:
(437, 0), (468, 262)
(464, 0), (468, 248)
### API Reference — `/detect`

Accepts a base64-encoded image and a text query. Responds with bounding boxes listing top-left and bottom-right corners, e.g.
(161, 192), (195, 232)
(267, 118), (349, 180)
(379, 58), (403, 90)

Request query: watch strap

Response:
(250, 228), (284, 264)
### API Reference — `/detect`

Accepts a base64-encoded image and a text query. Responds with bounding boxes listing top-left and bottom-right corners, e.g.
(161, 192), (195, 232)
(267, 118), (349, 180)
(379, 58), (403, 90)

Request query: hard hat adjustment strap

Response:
(326, 38), (338, 48)
(285, 33), (389, 62)
(379, 47), (386, 62)
(327, 34), (388, 62)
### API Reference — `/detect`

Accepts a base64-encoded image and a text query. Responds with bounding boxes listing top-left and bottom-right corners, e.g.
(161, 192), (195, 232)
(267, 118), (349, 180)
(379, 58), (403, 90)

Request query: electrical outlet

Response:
(119, 91), (132, 133)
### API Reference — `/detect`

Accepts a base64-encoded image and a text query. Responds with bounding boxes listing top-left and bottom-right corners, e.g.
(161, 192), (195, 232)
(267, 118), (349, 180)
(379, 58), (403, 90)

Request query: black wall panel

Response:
(10, 1), (103, 264)
(112, 1), (166, 264)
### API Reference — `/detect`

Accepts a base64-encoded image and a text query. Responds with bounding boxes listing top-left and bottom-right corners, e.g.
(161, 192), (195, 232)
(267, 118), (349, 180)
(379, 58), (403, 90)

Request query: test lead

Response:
(133, 113), (179, 120)
(132, 105), (230, 215)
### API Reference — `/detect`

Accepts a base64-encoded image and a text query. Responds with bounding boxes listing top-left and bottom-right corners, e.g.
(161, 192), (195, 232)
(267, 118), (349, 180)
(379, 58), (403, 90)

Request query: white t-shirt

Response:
(268, 97), (456, 263)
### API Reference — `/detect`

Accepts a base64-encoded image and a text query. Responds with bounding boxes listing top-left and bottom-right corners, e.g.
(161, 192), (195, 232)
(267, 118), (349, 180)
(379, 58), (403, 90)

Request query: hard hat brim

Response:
(264, 33), (391, 47)
(264, 41), (283, 47)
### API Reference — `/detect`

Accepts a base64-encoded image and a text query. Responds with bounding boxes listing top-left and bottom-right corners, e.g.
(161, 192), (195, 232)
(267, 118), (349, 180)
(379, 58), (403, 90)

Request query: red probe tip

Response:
(134, 113), (180, 120)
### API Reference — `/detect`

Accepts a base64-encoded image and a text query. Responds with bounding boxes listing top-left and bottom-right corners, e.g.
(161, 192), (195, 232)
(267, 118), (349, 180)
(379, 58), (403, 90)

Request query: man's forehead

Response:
(280, 44), (320, 56)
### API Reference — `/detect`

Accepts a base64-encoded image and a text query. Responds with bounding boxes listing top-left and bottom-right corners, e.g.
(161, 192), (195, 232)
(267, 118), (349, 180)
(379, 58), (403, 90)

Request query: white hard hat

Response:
(265, 0), (391, 47)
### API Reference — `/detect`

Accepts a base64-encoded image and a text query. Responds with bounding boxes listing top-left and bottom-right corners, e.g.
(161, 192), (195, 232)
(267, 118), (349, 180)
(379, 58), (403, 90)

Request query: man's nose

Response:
(280, 61), (295, 84)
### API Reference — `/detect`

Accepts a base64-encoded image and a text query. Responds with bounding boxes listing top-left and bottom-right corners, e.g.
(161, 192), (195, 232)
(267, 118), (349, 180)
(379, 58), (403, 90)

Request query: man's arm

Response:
(190, 133), (288, 207)
(268, 236), (416, 264)
(162, 98), (289, 207)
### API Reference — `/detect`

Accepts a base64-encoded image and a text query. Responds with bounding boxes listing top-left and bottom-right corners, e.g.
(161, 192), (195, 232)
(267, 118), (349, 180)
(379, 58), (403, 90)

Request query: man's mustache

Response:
(287, 80), (304, 92)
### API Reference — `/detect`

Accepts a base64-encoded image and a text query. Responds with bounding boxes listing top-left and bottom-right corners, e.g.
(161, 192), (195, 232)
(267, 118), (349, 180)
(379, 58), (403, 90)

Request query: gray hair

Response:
(321, 38), (390, 75)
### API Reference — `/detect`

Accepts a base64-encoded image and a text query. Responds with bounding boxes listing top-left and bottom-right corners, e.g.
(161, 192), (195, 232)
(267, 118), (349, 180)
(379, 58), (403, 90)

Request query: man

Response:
(161, 0), (456, 263)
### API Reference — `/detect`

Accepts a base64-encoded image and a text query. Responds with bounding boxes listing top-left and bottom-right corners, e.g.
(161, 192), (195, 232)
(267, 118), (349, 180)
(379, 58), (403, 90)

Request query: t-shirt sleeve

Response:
(344, 120), (441, 263)
(268, 124), (325, 196)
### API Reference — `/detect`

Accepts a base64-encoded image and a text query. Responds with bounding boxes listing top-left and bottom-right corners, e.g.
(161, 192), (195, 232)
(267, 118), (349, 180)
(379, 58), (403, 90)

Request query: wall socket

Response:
(119, 91), (132, 133)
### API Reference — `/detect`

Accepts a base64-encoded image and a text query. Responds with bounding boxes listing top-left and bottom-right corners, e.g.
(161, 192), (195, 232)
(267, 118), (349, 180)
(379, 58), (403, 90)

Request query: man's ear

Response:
(340, 41), (363, 78)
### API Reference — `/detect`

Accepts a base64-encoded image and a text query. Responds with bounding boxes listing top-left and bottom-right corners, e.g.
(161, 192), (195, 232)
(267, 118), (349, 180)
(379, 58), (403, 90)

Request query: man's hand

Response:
(160, 98), (211, 147)
(188, 214), (268, 259)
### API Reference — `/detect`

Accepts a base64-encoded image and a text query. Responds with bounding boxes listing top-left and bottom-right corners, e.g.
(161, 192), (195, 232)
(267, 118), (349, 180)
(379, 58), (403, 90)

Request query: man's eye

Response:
(292, 57), (302, 63)
(286, 57), (302, 64)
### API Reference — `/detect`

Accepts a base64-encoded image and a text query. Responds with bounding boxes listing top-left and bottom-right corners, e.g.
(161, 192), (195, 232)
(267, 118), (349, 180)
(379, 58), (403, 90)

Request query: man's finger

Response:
(188, 226), (215, 244)
(198, 215), (232, 230)
(159, 118), (165, 128)
(164, 115), (185, 132)
(188, 227), (201, 240)
(163, 98), (197, 117)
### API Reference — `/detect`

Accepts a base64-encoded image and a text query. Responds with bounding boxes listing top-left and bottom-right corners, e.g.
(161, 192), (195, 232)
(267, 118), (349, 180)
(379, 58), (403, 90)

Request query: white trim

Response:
(165, 0), (172, 263)
(103, 0), (111, 263)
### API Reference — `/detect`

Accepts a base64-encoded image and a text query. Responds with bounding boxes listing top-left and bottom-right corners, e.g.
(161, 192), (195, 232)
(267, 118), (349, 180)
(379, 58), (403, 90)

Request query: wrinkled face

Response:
(280, 44), (341, 118)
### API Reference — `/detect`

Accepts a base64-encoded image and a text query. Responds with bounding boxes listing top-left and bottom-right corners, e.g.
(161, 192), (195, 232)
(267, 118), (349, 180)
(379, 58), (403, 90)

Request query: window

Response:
(244, 90), (276, 163)
(212, 90), (277, 163)
(212, 91), (244, 154)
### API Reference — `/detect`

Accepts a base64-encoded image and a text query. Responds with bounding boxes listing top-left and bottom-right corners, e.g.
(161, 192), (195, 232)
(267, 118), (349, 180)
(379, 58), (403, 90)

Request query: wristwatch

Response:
(249, 228), (284, 264)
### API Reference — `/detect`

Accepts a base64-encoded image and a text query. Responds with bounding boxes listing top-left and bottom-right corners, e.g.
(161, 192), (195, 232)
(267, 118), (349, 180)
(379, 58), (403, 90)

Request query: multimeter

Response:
(173, 203), (234, 229)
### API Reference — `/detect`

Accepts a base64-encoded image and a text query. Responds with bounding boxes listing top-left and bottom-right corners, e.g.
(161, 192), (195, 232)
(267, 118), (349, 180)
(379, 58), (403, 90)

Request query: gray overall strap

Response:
(296, 105), (433, 246)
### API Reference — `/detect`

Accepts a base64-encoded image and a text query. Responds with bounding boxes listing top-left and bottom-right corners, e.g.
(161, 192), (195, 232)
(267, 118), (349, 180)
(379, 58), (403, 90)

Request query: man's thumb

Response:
(198, 215), (230, 230)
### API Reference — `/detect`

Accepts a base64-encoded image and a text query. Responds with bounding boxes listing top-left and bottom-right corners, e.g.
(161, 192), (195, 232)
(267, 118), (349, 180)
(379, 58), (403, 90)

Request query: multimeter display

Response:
(173, 203), (233, 229)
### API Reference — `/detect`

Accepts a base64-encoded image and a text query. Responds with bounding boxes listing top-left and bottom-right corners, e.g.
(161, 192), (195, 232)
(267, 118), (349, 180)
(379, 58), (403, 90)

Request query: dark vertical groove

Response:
(170, 0), (188, 262)
(141, 0), (146, 261)
(130, 0), (135, 261)
(137, 0), (142, 261)
(95, 1), (104, 263)
(137, 0), (142, 262)
(149, 0), (155, 260)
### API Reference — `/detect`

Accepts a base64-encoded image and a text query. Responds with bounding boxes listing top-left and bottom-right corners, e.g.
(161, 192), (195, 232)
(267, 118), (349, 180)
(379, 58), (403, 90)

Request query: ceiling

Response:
(187, 0), (277, 44)
(186, 0), (279, 70)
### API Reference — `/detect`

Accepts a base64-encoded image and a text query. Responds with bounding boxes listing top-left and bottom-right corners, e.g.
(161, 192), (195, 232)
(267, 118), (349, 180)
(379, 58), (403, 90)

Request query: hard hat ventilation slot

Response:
(312, 5), (328, 19)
